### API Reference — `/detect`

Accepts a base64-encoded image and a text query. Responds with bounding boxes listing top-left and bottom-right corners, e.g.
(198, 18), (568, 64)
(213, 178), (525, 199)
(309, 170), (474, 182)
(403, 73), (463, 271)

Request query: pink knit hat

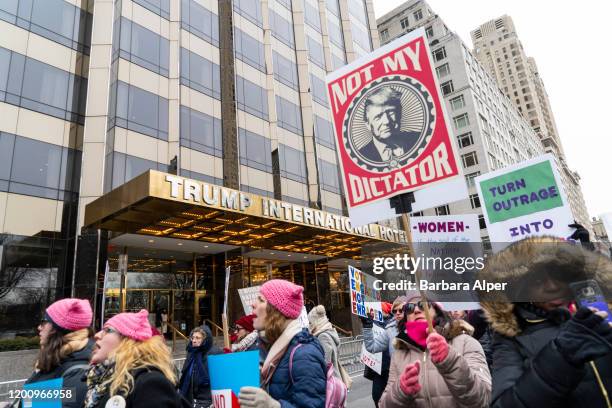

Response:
(105, 309), (153, 341)
(45, 298), (92, 331)
(260, 280), (304, 319)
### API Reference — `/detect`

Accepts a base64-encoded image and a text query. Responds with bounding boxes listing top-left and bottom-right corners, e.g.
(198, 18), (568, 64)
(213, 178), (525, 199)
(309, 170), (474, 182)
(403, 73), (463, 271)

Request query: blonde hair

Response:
(107, 335), (176, 397)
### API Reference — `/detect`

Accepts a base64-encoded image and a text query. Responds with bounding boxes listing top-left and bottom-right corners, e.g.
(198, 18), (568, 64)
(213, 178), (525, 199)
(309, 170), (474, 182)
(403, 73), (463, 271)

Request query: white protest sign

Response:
(360, 324), (384, 374)
(476, 154), (574, 251)
(410, 214), (481, 243)
(349, 266), (383, 322)
(238, 286), (261, 315)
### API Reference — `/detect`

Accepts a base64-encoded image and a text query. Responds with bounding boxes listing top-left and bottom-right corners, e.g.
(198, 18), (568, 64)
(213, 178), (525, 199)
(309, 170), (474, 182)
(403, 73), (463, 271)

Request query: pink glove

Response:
(426, 332), (449, 363)
(399, 361), (421, 396)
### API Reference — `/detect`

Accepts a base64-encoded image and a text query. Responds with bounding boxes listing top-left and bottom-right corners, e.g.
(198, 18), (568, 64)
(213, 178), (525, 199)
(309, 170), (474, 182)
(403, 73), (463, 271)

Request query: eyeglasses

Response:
(404, 302), (431, 315)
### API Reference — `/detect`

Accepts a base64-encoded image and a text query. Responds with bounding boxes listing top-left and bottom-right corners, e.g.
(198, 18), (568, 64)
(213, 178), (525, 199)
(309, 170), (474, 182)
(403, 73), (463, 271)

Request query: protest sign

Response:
(410, 214), (481, 243)
(238, 286), (261, 315)
(349, 266), (383, 322)
(476, 154), (573, 249)
(326, 28), (460, 211)
(360, 324), (384, 374)
(208, 351), (259, 408)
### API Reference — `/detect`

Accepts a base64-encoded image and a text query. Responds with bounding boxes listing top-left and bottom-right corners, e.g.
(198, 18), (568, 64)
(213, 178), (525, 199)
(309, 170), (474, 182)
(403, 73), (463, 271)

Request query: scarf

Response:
(312, 321), (334, 337)
(179, 342), (212, 400)
(261, 320), (302, 386)
(84, 359), (117, 408)
(405, 321), (429, 349)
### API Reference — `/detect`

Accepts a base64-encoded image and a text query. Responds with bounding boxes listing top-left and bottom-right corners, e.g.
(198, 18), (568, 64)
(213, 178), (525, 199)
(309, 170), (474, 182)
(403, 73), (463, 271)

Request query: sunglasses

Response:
(404, 301), (431, 315)
(392, 308), (403, 314)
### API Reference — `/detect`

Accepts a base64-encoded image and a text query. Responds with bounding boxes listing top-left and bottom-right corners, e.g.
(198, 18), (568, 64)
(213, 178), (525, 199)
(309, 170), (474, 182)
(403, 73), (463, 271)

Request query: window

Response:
(273, 52), (298, 90)
(380, 29), (389, 42)
(0, 0), (92, 54)
(276, 96), (303, 134)
(276, 0), (291, 10)
(307, 36), (325, 69)
(435, 205), (450, 216)
(326, 0), (340, 16)
(465, 171), (481, 187)
(279, 144), (307, 183)
(457, 132), (474, 148)
(310, 74), (328, 107)
(425, 25), (434, 38)
(118, 18), (169, 76)
(239, 129), (272, 172)
(233, 0), (263, 26)
(461, 151), (478, 168)
(441, 80), (454, 96)
(453, 113), (469, 129)
(270, 10), (294, 48)
(436, 63), (450, 78)
(234, 27), (266, 72)
(1, 131), (81, 200)
(400, 18), (409, 29)
(318, 159), (341, 193)
(351, 23), (371, 51)
(304, 2), (321, 32)
(241, 184), (273, 197)
(327, 17), (344, 47)
(478, 214), (487, 229)
(105, 152), (163, 192)
(450, 95), (465, 110)
(133, 0), (170, 19)
(235, 77), (268, 120)
(413, 9), (423, 20)
(469, 194), (481, 209)
(433, 47), (446, 61)
(180, 48), (220, 99)
(181, 0), (219, 46)
(332, 54), (346, 70)
(0, 48), (87, 125)
(314, 116), (335, 149)
(180, 106), (222, 157)
(111, 81), (169, 140)
(348, 0), (367, 25)
(412, 211), (424, 216)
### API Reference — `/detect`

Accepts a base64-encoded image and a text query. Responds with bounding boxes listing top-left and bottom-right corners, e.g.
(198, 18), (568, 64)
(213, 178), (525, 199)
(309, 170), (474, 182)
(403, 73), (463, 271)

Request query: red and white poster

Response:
(326, 28), (460, 210)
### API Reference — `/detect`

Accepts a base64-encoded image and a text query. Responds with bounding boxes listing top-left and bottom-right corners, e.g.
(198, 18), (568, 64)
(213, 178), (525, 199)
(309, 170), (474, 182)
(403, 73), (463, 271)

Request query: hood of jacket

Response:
(477, 236), (612, 337)
(318, 328), (341, 346)
(187, 324), (214, 354)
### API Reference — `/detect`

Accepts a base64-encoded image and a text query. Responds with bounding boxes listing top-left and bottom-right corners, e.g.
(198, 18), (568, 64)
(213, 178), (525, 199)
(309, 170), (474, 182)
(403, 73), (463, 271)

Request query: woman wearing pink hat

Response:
(238, 279), (327, 408)
(84, 309), (183, 408)
(23, 298), (94, 408)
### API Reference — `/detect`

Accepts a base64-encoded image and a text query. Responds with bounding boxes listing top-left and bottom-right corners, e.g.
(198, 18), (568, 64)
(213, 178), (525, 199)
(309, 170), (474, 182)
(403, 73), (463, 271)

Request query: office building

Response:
(0, 0), (396, 337)
(377, 0), (545, 247)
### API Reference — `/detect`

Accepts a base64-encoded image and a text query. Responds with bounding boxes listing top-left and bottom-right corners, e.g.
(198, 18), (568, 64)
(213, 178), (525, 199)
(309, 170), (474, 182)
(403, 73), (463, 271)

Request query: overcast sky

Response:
(372, 0), (612, 219)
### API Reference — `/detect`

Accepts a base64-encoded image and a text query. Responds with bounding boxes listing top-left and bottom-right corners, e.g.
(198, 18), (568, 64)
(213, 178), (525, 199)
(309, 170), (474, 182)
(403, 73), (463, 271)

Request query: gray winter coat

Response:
(315, 329), (341, 377)
(363, 318), (398, 356)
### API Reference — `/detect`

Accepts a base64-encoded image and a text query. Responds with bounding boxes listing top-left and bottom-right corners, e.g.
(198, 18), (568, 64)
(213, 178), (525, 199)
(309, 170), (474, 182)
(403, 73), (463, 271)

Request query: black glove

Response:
(359, 316), (373, 328)
(554, 307), (612, 365)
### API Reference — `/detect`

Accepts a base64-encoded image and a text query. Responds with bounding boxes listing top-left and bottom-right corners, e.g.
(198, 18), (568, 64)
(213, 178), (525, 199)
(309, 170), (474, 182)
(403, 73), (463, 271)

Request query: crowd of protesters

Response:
(7, 237), (612, 408)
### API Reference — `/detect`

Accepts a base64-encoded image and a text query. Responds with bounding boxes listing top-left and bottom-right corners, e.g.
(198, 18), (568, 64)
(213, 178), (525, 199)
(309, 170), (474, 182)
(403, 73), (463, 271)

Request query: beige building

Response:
(471, 15), (592, 232)
(0, 0), (387, 336)
(377, 0), (545, 247)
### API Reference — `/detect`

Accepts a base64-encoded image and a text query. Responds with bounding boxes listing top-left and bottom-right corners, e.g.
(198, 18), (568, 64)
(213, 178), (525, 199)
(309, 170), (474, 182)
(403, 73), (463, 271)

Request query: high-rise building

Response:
(377, 0), (545, 247)
(471, 15), (592, 232)
(0, 0), (401, 337)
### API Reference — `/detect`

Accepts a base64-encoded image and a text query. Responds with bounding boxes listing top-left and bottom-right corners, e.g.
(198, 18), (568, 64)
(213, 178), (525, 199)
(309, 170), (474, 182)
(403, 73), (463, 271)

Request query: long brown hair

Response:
(263, 303), (290, 346)
(36, 328), (91, 372)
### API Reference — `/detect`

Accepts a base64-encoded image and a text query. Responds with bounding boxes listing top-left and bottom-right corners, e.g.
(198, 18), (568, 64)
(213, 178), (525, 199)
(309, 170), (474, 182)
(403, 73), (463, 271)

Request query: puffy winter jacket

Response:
(379, 320), (491, 408)
(25, 338), (94, 408)
(363, 317), (398, 356)
(267, 329), (327, 408)
(315, 328), (341, 377)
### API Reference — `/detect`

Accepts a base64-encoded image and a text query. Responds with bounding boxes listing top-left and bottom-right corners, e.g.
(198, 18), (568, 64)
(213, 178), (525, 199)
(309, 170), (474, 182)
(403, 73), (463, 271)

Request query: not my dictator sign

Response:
(325, 28), (460, 210)
(476, 154), (574, 245)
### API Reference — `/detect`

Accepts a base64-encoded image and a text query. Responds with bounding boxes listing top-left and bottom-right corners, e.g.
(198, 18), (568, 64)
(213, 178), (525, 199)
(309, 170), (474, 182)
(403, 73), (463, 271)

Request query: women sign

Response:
(326, 28), (460, 210)
(476, 154), (573, 249)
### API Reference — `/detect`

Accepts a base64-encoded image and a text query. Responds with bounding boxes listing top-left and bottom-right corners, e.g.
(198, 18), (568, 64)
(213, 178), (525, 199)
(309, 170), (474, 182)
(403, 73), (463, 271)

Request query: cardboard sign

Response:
(326, 28), (460, 210)
(410, 214), (481, 243)
(360, 324), (384, 374)
(349, 266), (383, 322)
(208, 351), (260, 408)
(476, 154), (573, 248)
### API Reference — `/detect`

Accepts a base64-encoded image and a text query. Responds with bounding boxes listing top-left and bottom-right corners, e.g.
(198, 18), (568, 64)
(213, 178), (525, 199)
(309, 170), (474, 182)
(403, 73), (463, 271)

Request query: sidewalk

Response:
(347, 375), (375, 408)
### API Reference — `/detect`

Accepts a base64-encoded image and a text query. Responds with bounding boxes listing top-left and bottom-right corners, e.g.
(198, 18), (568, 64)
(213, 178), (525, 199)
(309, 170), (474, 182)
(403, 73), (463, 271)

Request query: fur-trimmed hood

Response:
(394, 319), (474, 351)
(477, 237), (612, 337)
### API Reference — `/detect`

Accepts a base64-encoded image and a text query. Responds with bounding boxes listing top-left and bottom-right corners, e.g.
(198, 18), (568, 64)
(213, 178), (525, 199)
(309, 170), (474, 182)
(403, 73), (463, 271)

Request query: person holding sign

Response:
(84, 309), (183, 408)
(21, 298), (94, 408)
(379, 298), (491, 408)
(478, 237), (612, 408)
(238, 279), (327, 408)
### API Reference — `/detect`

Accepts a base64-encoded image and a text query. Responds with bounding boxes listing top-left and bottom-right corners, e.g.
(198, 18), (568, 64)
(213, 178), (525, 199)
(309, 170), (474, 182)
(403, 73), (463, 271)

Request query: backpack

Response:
(289, 344), (347, 408)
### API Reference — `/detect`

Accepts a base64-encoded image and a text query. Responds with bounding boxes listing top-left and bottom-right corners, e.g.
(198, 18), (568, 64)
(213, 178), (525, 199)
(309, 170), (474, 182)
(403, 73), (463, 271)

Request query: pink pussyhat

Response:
(45, 298), (92, 331)
(105, 309), (153, 341)
(260, 279), (304, 319)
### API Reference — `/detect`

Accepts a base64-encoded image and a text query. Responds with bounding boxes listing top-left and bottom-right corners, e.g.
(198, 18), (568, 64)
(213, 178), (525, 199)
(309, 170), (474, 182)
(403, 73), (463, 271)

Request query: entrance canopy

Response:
(84, 171), (407, 258)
